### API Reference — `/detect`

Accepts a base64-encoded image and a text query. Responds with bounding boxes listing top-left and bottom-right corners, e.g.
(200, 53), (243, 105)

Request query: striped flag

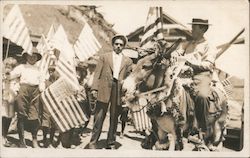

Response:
(36, 34), (56, 81)
(37, 25), (57, 78)
(46, 24), (56, 42)
(50, 24), (75, 65)
(36, 34), (49, 56)
(41, 78), (88, 132)
(56, 54), (80, 91)
(47, 25), (80, 90)
(221, 78), (233, 99)
(36, 24), (56, 54)
(3, 4), (33, 54)
(131, 104), (152, 131)
(38, 52), (56, 80)
(73, 22), (101, 62)
(140, 7), (164, 49)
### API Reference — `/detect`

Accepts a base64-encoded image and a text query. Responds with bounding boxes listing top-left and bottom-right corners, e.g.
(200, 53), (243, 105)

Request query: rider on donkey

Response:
(174, 18), (226, 149)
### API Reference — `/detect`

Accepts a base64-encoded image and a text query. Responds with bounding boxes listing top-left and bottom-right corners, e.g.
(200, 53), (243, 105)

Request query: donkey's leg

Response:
(168, 133), (177, 151)
(154, 128), (167, 150)
(175, 125), (184, 150)
(156, 115), (176, 150)
(209, 121), (223, 151)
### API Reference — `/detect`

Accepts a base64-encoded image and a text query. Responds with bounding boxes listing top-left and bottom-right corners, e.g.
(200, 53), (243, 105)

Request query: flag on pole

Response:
(36, 24), (56, 54)
(221, 78), (234, 99)
(50, 24), (75, 65)
(41, 78), (89, 132)
(37, 25), (57, 78)
(140, 7), (164, 49)
(36, 34), (49, 55)
(3, 4), (33, 54)
(56, 52), (80, 91)
(46, 24), (56, 42)
(36, 34), (56, 81)
(73, 22), (101, 62)
(48, 25), (80, 90)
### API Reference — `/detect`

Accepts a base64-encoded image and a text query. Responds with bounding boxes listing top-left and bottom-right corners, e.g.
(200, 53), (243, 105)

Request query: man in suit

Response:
(88, 35), (132, 149)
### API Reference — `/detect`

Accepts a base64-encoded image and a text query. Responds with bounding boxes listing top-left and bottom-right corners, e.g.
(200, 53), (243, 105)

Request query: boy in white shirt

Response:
(10, 47), (42, 148)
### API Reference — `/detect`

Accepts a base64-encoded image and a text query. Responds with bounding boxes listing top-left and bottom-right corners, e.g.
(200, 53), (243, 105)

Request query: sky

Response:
(2, 0), (248, 46)
(91, 0), (248, 46)
(2, 0), (249, 78)
(92, 0), (249, 79)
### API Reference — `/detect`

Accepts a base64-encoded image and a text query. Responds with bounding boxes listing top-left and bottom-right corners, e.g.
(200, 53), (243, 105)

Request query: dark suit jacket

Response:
(92, 52), (132, 105)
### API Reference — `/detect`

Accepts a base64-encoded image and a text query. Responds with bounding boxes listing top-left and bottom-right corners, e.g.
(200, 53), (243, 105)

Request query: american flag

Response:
(221, 78), (234, 99)
(131, 104), (152, 131)
(47, 24), (80, 90)
(140, 7), (164, 49)
(50, 24), (76, 65)
(3, 4), (32, 54)
(73, 21), (101, 62)
(37, 34), (56, 81)
(56, 55), (80, 91)
(39, 24), (87, 132)
(36, 34), (48, 55)
(37, 24), (57, 79)
(46, 24), (56, 42)
(41, 78), (88, 132)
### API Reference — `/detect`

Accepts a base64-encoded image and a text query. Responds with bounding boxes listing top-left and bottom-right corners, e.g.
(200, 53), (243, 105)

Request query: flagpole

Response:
(159, 7), (164, 36)
(215, 28), (245, 59)
(5, 39), (10, 59)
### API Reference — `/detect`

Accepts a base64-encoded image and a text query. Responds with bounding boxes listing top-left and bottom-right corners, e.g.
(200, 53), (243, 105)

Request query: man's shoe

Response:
(3, 140), (11, 147)
(19, 142), (27, 148)
(106, 144), (115, 150)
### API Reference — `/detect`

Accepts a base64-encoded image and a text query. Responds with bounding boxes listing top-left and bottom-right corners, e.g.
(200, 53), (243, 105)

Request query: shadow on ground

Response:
(83, 139), (122, 149)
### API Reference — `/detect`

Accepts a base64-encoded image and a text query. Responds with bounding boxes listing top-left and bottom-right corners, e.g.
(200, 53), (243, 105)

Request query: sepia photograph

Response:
(1, 0), (249, 157)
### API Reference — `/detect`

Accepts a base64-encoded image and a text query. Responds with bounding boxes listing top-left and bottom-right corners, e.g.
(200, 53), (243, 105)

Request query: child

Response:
(41, 64), (60, 148)
(2, 57), (19, 147)
(85, 57), (98, 115)
(10, 47), (43, 148)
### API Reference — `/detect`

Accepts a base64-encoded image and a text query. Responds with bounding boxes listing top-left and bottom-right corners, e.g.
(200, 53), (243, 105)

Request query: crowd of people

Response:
(2, 18), (228, 151)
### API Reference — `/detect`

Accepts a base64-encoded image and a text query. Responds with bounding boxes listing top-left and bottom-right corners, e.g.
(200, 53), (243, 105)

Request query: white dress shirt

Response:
(10, 63), (42, 86)
(86, 70), (95, 88)
(112, 51), (123, 80)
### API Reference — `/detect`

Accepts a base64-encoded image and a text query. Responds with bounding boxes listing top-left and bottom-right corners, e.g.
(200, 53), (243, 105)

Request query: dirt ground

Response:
(3, 114), (235, 152)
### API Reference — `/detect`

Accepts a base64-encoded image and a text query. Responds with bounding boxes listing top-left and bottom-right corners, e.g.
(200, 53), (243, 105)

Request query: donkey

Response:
(122, 39), (228, 151)
(122, 39), (196, 150)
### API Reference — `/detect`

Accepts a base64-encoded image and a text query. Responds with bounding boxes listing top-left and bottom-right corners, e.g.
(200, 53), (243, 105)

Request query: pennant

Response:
(41, 78), (88, 132)
(3, 5), (33, 54)
(73, 22), (101, 62)
(140, 7), (164, 49)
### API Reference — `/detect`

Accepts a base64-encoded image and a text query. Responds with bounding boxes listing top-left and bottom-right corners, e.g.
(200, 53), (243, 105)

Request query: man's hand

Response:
(91, 90), (98, 100)
(39, 82), (46, 92)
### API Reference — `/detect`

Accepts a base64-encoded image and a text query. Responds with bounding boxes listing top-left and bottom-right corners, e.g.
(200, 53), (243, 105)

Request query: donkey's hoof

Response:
(155, 141), (169, 150)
